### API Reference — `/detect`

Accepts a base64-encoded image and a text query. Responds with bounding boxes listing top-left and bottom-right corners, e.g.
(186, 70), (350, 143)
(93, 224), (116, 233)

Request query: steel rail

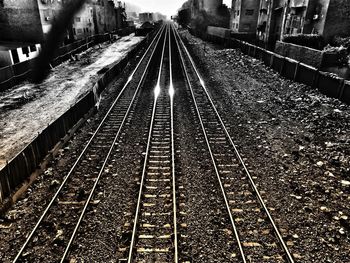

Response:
(59, 25), (169, 262)
(127, 24), (169, 263)
(13, 25), (166, 263)
(169, 25), (179, 263)
(174, 27), (295, 263)
(172, 24), (247, 263)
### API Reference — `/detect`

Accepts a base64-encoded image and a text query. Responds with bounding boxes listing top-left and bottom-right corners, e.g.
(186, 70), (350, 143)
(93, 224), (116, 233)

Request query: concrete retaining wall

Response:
(275, 41), (324, 68)
(207, 26), (231, 39)
(203, 30), (350, 106)
(0, 30), (156, 207)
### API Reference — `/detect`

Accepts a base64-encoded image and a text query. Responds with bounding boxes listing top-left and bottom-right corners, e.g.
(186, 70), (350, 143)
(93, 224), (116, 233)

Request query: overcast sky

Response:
(125, 0), (232, 18)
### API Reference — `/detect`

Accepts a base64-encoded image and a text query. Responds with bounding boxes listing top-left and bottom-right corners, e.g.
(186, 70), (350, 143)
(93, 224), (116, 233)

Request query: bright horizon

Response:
(124, 0), (232, 18)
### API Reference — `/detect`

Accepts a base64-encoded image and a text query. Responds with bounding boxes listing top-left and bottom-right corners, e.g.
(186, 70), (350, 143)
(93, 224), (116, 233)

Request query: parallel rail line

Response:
(13, 25), (166, 263)
(10, 23), (296, 263)
(173, 24), (295, 263)
(125, 24), (179, 263)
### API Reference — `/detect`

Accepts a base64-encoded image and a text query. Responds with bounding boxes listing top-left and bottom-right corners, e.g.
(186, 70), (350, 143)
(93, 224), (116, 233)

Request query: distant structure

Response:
(153, 12), (167, 21)
(230, 0), (261, 34)
(126, 11), (139, 22)
(139, 12), (153, 23)
(124, 1), (141, 22)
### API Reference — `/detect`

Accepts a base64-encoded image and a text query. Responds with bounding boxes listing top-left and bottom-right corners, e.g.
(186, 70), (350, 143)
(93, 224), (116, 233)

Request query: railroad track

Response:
(9, 23), (297, 263)
(172, 25), (295, 262)
(120, 24), (179, 263)
(12, 25), (167, 263)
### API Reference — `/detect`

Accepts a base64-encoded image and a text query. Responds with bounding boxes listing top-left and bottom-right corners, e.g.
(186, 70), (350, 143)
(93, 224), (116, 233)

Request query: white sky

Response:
(126, 0), (232, 18)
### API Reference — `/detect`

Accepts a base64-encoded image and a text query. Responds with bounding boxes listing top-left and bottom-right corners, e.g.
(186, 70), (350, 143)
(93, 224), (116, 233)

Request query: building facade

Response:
(115, 1), (127, 29)
(285, 0), (350, 41)
(0, 0), (63, 43)
(37, 0), (64, 39)
(92, 0), (117, 34)
(257, 0), (350, 46)
(0, 0), (121, 67)
(257, 0), (285, 45)
(71, 3), (95, 40)
(0, 0), (64, 67)
(230, 0), (261, 33)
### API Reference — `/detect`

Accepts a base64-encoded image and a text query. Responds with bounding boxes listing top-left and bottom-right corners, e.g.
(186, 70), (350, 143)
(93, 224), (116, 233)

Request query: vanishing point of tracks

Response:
(11, 24), (296, 262)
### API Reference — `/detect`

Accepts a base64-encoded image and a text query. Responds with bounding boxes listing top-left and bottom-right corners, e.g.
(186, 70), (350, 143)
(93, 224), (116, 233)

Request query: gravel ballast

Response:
(180, 30), (350, 263)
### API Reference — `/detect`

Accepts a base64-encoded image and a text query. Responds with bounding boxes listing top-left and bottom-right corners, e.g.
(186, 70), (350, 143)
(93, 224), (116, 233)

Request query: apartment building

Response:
(285, 0), (350, 41)
(71, 3), (95, 40)
(257, 0), (350, 45)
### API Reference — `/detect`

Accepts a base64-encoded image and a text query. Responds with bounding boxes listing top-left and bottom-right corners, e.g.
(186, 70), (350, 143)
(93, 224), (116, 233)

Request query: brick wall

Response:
(0, 0), (43, 43)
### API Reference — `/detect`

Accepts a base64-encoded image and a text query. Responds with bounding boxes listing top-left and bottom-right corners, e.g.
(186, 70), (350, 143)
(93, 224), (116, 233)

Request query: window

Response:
(22, 46), (30, 57)
(237, 10), (239, 16)
(30, 45), (37, 52)
(11, 50), (19, 64)
(76, 28), (83, 34)
(245, 9), (254, 16)
(75, 17), (81, 22)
